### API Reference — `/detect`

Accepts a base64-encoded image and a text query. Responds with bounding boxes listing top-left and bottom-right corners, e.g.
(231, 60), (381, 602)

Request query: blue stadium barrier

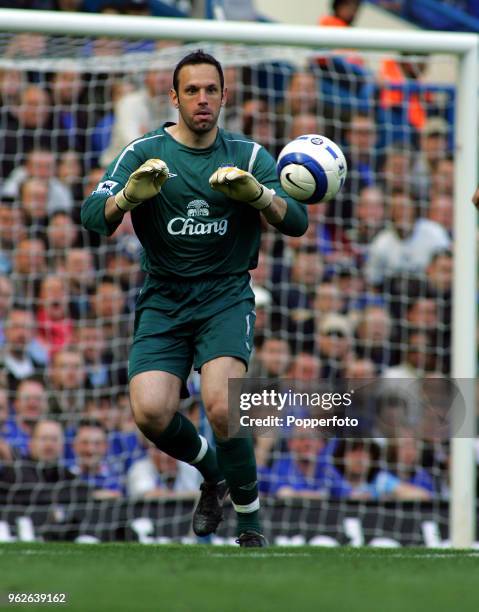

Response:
(367, 0), (479, 32)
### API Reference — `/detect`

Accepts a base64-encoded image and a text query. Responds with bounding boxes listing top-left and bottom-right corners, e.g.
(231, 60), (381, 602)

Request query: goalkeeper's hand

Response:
(115, 159), (169, 212)
(209, 166), (274, 211)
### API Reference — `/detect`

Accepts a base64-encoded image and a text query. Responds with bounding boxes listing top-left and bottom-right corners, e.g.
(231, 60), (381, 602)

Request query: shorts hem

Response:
(195, 352), (250, 373)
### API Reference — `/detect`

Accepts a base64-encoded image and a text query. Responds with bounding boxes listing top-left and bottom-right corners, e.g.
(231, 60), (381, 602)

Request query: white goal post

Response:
(0, 8), (477, 548)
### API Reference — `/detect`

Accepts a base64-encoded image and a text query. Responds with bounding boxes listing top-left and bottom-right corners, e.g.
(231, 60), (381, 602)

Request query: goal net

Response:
(0, 12), (476, 547)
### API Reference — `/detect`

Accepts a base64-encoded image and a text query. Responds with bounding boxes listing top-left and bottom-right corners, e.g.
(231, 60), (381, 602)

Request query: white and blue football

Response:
(277, 134), (347, 204)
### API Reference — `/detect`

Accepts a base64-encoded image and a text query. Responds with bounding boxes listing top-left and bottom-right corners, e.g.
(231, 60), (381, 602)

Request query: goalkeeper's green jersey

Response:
(81, 123), (308, 279)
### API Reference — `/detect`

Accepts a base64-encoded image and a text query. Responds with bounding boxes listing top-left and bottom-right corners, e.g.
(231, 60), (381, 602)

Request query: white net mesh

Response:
(0, 30), (462, 545)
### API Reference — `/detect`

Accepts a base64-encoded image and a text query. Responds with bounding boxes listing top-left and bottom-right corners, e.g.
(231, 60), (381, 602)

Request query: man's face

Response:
(427, 254), (453, 292)
(51, 351), (85, 390)
(0, 205), (25, 247)
(21, 179), (49, 220)
(260, 339), (291, 376)
(15, 381), (48, 425)
(26, 151), (55, 180)
(74, 426), (107, 470)
(47, 214), (77, 249)
(5, 310), (34, 352)
(30, 421), (64, 462)
(14, 239), (46, 275)
(171, 63), (225, 135)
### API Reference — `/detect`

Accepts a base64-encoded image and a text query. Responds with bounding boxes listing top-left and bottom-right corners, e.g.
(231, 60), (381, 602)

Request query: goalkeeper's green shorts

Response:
(128, 272), (256, 397)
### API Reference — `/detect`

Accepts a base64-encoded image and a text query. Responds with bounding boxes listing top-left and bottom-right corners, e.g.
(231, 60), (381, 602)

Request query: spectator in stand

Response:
(251, 285), (273, 339)
(315, 313), (353, 380)
(430, 155), (454, 199)
(365, 188), (451, 287)
(313, 279), (344, 320)
(241, 97), (279, 156)
(334, 112), (379, 228)
(289, 112), (323, 140)
(4, 32), (48, 61)
(76, 322), (110, 389)
(90, 277), (130, 364)
(105, 236), (143, 309)
(64, 248), (95, 319)
(325, 439), (430, 500)
(0, 84), (55, 179)
(318, 0), (361, 27)
(288, 352), (322, 383)
(0, 418), (92, 508)
(100, 68), (174, 166)
(272, 246), (324, 353)
(36, 275), (74, 359)
(383, 328), (437, 378)
(412, 117), (450, 201)
(0, 385), (14, 461)
(347, 185), (386, 265)
(317, 0), (365, 68)
(0, 276), (14, 347)
(49, 68), (89, 154)
(12, 237), (48, 308)
(82, 391), (145, 474)
(0, 200), (26, 275)
(353, 305), (393, 372)
(344, 356), (376, 379)
(426, 249), (453, 297)
(276, 71), (320, 145)
(259, 427), (328, 498)
(2, 377), (48, 456)
(379, 145), (414, 196)
(126, 440), (200, 499)
(0, 68), (23, 119)
(58, 150), (84, 205)
(47, 347), (87, 425)
(18, 178), (49, 236)
(2, 147), (74, 215)
(427, 193), (453, 236)
(76, 319), (127, 389)
(249, 336), (292, 379)
(1, 307), (47, 391)
(70, 419), (123, 499)
(46, 211), (80, 273)
(378, 52), (430, 140)
(387, 432), (435, 497)
(406, 294), (449, 373)
(406, 296), (438, 332)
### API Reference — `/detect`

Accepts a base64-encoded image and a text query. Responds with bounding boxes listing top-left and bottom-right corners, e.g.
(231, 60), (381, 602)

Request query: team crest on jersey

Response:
(187, 200), (210, 217)
(93, 180), (119, 195)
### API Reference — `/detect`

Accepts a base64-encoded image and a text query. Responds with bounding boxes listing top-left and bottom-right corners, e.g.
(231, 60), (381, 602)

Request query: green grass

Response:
(1, 543), (478, 612)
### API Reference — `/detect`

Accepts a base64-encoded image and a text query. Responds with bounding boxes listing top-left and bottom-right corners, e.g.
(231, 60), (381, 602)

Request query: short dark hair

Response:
(173, 49), (224, 93)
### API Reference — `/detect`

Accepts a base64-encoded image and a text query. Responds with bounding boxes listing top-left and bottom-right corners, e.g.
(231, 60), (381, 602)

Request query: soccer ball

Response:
(277, 134), (347, 204)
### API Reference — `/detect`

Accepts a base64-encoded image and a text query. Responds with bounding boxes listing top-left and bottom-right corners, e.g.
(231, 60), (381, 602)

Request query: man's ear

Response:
(169, 87), (179, 108)
(221, 87), (228, 107)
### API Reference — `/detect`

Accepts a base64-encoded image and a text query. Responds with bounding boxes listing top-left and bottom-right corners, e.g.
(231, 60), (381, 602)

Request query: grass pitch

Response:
(1, 543), (478, 612)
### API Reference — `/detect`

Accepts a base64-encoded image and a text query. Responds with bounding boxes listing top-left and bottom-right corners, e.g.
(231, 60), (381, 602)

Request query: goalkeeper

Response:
(81, 50), (308, 547)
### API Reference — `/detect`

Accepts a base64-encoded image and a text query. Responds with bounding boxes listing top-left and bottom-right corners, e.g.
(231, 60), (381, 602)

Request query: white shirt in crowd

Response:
(365, 219), (451, 286)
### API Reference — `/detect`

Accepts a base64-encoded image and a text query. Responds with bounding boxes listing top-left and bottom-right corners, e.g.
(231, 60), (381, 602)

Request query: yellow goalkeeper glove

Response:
(209, 166), (274, 211)
(115, 159), (169, 212)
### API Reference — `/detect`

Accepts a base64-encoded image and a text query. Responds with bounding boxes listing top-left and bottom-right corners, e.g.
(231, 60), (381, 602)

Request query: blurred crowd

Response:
(0, 0), (465, 507)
